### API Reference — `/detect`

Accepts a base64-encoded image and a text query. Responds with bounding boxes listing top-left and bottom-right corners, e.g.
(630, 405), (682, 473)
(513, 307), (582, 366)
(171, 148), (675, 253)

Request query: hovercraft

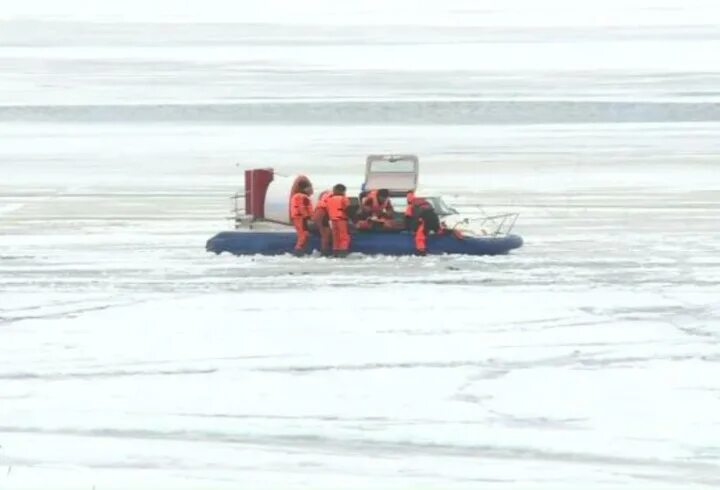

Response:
(206, 154), (523, 257)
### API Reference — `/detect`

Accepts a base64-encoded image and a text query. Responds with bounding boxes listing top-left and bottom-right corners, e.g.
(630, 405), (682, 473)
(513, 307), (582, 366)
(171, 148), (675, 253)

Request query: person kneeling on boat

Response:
(327, 184), (351, 257)
(312, 189), (333, 256)
(405, 191), (440, 256)
(360, 188), (393, 220)
(356, 188), (396, 231)
(290, 182), (314, 256)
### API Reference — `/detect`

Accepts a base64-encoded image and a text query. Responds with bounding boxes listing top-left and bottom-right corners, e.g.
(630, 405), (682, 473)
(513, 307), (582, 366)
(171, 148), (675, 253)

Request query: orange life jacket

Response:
(362, 190), (393, 217)
(327, 194), (350, 221)
(405, 195), (430, 217)
(290, 192), (313, 219)
(316, 190), (332, 210)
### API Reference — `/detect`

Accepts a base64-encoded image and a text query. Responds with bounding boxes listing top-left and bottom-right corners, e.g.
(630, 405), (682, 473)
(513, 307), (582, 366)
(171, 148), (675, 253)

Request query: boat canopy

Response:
(363, 154), (418, 195)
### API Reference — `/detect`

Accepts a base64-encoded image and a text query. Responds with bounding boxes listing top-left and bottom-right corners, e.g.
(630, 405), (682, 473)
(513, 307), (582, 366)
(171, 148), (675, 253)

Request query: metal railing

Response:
(448, 209), (519, 237)
(230, 190), (253, 229)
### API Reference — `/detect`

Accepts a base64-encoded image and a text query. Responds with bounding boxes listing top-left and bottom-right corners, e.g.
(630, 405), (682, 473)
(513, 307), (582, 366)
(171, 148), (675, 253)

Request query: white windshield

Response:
(364, 154), (419, 193)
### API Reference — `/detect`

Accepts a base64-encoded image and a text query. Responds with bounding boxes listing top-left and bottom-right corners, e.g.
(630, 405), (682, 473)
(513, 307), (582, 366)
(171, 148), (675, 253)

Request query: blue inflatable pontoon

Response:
(206, 230), (523, 256)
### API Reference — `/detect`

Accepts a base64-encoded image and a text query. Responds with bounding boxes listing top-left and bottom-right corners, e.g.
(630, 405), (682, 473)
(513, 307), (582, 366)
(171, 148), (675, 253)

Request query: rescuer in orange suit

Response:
(290, 182), (314, 256)
(327, 183), (351, 257)
(405, 191), (439, 256)
(360, 188), (394, 220)
(312, 189), (333, 256)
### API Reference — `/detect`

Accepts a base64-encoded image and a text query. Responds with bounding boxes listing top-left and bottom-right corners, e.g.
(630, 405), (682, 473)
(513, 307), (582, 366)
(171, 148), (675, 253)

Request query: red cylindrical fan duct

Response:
(244, 168), (274, 219)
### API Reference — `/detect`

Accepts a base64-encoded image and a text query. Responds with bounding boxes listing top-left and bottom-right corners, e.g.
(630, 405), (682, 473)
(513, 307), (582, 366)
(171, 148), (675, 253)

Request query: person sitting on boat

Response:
(327, 184), (351, 257)
(357, 188), (394, 230)
(405, 191), (440, 256)
(312, 189), (333, 256)
(362, 189), (393, 218)
(290, 182), (314, 256)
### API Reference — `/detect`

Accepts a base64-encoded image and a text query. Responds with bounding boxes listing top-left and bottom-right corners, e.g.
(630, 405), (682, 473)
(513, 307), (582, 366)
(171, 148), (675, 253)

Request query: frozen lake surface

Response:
(1, 1), (720, 488)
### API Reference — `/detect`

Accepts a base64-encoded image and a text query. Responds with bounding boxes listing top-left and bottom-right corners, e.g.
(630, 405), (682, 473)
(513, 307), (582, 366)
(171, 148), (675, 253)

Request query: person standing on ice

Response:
(405, 191), (439, 256)
(312, 189), (333, 256)
(327, 183), (351, 257)
(290, 182), (314, 256)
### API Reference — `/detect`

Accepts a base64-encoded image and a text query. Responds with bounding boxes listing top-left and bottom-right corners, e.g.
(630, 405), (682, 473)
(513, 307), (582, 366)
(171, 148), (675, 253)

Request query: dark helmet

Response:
(333, 183), (347, 194)
(377, 188), (390, 200)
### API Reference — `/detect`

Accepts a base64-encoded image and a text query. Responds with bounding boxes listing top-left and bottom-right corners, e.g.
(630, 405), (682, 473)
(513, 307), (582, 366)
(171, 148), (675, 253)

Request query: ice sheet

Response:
(1, 1), (720, 488)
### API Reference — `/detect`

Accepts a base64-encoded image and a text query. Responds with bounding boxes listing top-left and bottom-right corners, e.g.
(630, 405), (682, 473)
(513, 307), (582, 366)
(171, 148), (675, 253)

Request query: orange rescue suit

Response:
(327, 194), (351, 253)
(405, 193), (432, 254)
(312, 190), (333, 254)
(290, 192), (313, 251)
(362, 190), (394, 219)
